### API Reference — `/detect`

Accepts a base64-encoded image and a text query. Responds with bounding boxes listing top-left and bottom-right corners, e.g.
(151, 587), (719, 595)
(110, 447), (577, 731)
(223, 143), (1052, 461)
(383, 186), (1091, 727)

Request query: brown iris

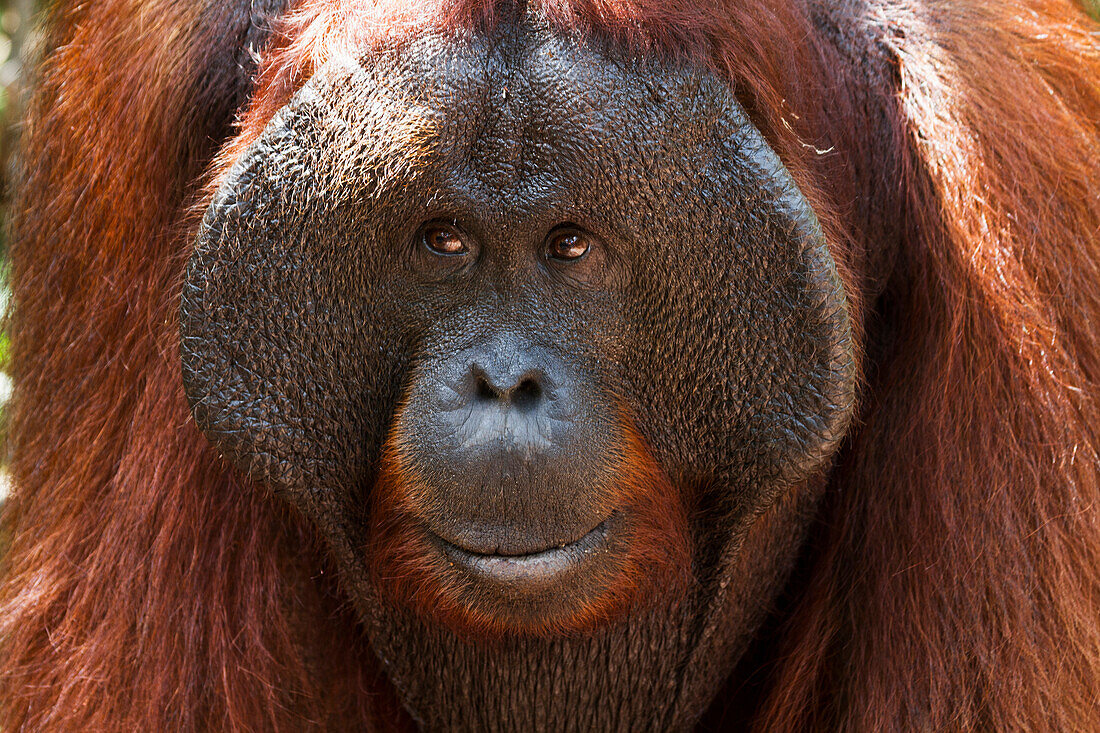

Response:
(423, 224), (467, 256)
(547, 229), (590, 261)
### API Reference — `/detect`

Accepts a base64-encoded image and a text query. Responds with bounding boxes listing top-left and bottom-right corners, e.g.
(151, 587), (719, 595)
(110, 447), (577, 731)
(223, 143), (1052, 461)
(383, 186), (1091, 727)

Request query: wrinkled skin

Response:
(181, 16), (854, 731)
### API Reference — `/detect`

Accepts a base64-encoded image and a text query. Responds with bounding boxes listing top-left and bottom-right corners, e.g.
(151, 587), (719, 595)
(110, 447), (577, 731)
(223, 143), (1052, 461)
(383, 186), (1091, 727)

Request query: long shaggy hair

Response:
(1, 0), (1098, 729)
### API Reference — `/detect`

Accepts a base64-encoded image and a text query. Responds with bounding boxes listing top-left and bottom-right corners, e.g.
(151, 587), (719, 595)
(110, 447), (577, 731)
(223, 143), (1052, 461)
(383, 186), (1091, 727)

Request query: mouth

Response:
(431, 515), (617, 584)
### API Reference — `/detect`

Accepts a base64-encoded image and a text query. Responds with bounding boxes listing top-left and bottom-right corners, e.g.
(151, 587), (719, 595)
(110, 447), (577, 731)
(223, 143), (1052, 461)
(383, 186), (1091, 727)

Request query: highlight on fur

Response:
(1, 0), (1098, 730)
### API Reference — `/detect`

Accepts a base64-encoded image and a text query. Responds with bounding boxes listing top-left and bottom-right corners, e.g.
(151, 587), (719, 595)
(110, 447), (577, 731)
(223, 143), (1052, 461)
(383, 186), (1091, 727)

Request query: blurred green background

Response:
(0, 0), (32, 256)
(0, 0), (32, 504)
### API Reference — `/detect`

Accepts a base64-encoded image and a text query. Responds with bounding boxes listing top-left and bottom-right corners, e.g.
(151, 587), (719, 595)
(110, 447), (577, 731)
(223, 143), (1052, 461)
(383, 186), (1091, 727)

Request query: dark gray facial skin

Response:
(181, 13), (855, 732)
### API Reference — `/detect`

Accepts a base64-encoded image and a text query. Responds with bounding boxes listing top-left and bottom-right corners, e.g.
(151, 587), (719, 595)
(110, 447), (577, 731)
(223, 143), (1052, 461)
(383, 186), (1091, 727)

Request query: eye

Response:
(546, 229), (591, 262)
(422, 224), (468, 256)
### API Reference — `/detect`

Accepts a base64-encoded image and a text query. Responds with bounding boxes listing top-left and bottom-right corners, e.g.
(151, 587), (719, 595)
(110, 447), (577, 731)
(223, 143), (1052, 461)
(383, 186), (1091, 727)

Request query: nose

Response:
(471, 364), (545, 412)
(430, 339), (571, 454)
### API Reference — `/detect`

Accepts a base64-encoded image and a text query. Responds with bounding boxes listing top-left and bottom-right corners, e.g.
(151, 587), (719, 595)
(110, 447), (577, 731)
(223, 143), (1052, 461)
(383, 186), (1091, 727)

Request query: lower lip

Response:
(434, 518), (614, 583)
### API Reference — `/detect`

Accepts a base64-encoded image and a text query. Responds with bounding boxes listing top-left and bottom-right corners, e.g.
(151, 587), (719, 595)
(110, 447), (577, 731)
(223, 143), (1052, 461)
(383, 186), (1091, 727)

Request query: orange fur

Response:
(1, 0), (1097, 730)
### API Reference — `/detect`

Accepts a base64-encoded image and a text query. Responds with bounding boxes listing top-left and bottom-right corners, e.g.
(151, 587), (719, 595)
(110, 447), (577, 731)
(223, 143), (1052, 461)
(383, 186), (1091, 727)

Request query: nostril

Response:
(512, 376), (542, 412)
(474, 373), (498, 402)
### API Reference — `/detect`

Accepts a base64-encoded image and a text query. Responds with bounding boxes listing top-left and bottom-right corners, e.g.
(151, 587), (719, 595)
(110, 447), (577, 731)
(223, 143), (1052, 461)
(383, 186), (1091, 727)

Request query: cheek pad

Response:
(180, 76), (412, 502)
(610, 102), (856, 510)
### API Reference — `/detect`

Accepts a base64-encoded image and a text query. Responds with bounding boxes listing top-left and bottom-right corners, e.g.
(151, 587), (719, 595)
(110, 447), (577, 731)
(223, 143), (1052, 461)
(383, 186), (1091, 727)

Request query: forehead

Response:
(281, 20), (757, 220)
